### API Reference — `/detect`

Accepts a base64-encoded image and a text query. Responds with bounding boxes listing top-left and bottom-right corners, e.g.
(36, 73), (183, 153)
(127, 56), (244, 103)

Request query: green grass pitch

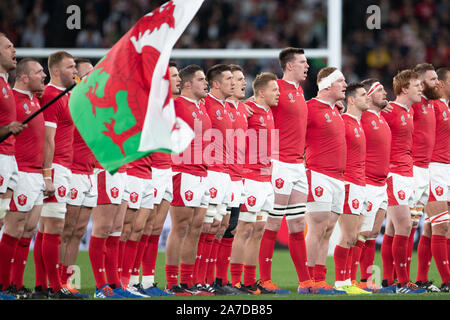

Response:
(21, 249), (450, 300)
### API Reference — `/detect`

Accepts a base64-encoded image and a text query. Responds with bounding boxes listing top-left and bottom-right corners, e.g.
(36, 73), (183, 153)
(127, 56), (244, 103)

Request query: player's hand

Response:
(43, 179), (55, 197)
(382, 103), (394, 113)
(8, 121), (27, 135)
(336, 101), (345, 114)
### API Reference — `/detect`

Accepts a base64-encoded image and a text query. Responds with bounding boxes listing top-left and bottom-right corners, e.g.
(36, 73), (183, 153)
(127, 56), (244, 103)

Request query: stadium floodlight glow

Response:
(15, 0), (342, 68)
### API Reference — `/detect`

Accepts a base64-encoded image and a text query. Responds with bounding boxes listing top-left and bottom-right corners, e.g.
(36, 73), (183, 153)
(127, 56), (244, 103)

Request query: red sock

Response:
(351, 241), (365, 281)
(42, 233), (62, 292)
(11, 237), (31, 288)
(88, 236), (107, 289)
(360, 239), (376, 281)
(193, 233), (206, 283)
(121, 240), (139, 286)
(215, 237), (233, 283)
(243, 265), (256, 287)
(118, 240), (126, 278)
(61, 265), (72, 286)
(105, 235), (121, 288)
(288, 231), (311, 282)
(346, 247), (354, 281)
(314, 264), (327, 282)
(392, 234), (409, 285)
(407, 228), (417, 278)
(447, 238), (450, 268)
(206, 239), (220, 284)
(230, 263), (243, 285)
(132, 235), (149, 277)
(165, 264), (179, 288)
(142, 235), (160, 277)
(381, 234), (394, 284)
(180, 263), (195, 287)
(196, 233), (214, 284)
(0, 233), (19, 289)
(431, 235), (450, 284)
(416, 234), (432, 283)
(334, 245), (349, 282)
(258, 229), (277, 282)
(33, 231), (47, 289)
(308, 266), (315, 281)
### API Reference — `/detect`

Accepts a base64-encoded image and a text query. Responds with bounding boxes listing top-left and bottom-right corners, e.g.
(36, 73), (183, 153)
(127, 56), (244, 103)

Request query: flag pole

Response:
(0, 79), (79, 143)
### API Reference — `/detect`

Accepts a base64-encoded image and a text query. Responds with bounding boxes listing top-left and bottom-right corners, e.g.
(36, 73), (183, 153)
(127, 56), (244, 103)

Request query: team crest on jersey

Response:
(192, 111), (198, 119)
(354, 128), (360, 138)
(421, 104), (427, 114)
(366, 201), (373, 212)
(324, 113), (332, 123)
(130, 192), (139, 203)
(288, 92), (295, 103)
(400, 115), (407, 126)
(23, 103), (31, 114)
(247, 196), (256, 207)
(371, 120), (379, 130)
(397, 190), (406, 200)
(17, 194), (27, 206)
(352, 199), (360, 209)
(216, 109), (223, 120)
(110, 187), (119, 198)
(443, 111), (448, 121)
(435, 186), (444, 197)
(314, 186), (324, 197)
(229, 112), (235, 122)
(185, 190), (194, 201)
(0, 175), (3, 186)
(70, 188), (78, 200)
(275, 178), (284, 189)
(57, 186), (66, 198)
(2, 87), (8, 99)
(259, 116), (266, 126)
(209, 187), (218, 199)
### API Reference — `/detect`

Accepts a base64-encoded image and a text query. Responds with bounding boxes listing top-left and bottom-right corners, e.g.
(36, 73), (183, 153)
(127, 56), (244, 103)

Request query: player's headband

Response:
(317, 70), (344, 91)
(367, 82), (383, 96)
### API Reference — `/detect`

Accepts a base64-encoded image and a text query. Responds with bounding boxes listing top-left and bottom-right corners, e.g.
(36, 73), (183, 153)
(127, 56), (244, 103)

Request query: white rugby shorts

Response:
(306, 170), (345, 214)
(123, 175), (154, 210)
(96, 169), (126, 205)
(271, 160), (308, 195)
(409, 165), (430, 208)
(428, 162), (450, 202)
(360, 183), (388, 232)
(343, 182), (366, 215)
(67, 173), (97, 207)
(0, 154), (19, 193)
(10, 171), (45, 212)
(152, 167), (173, 205)
(386, 172), (414, 206)
(171, 172), (209, 208)
(239, 179), (273, 223)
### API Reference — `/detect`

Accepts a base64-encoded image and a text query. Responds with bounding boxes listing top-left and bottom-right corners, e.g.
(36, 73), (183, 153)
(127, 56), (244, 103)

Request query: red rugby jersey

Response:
(150, 152), (171, 170)
(382, 101), (414, 177)
(411, 96), (436, 168)
(204, 93), (233, 173)
(171, 96), (211, 177)
(71, 128), (96, 174)
(361, 110), (391, 186)
(305, 98), (346, 180)
(127, 155), (152, 179)
(13, 89), (44, 173)
(243, 101), (275, 182)
(0, 74), (16, 155)
(342, 113), (366, 186)
(271, 79), (308, 163)
(226, 100), (248, 181)
(430, 99), (450, 163)
(41, 84), (74, 168)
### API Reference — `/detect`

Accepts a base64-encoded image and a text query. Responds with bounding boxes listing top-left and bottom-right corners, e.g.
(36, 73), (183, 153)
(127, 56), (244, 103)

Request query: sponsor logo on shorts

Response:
(17, 194), (27, 206)
(397, 190), (406, 200)
(209, 187), (217, 199)
(185, 190), (194, 201)
(435, 186), (444, 197)
(314, 186), (324, 197)
(275, 178), (284, 189)
(70, 188), (78, 200)
(247, 196), (256, 207)
(130, 192), (139, 203)
(58, 186), (66, 198)
(110, 187), (119, 198)
(352, 199), (360, 209)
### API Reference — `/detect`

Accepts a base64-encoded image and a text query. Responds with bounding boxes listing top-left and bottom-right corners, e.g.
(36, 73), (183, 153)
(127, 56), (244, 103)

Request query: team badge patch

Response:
(352, 199), (360, 209)
(435, 186), (444, 197)
(70, 188), (78, 200)
(209, 187), (217, 199)
(185, 190), (194, 201)
(110, 187), (119, 198)
(366, 201), (373, 212)
(275, 178), (284, 189)
(58, 186), (66, 198)
(17, 194), (27, 206)
(247, 196), (256, 207)
(314, 186), (324, 197)
(398, 190), (406, 200)
(130, 192), (139, 203)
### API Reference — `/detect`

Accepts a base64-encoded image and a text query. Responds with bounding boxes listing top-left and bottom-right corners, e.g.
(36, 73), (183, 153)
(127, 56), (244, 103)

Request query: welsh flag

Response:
(69, 0), (204, 173)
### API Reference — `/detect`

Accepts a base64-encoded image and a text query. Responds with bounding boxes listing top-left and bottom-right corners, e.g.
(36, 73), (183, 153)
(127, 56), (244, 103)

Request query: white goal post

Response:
(15, 0), (342, 69)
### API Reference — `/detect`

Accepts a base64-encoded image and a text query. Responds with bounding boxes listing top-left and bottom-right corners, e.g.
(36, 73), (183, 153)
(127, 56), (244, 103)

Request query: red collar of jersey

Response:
(342, 112), (361, 124)
(13, 87), (33, 100)
(366, 109), (382, 118)
(207, 93), (227, 107)
(281, 79), (300, 90)
(390, 101), (410, 111)
(180, 95), (201, 109)
(0, 73), (8, 83)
